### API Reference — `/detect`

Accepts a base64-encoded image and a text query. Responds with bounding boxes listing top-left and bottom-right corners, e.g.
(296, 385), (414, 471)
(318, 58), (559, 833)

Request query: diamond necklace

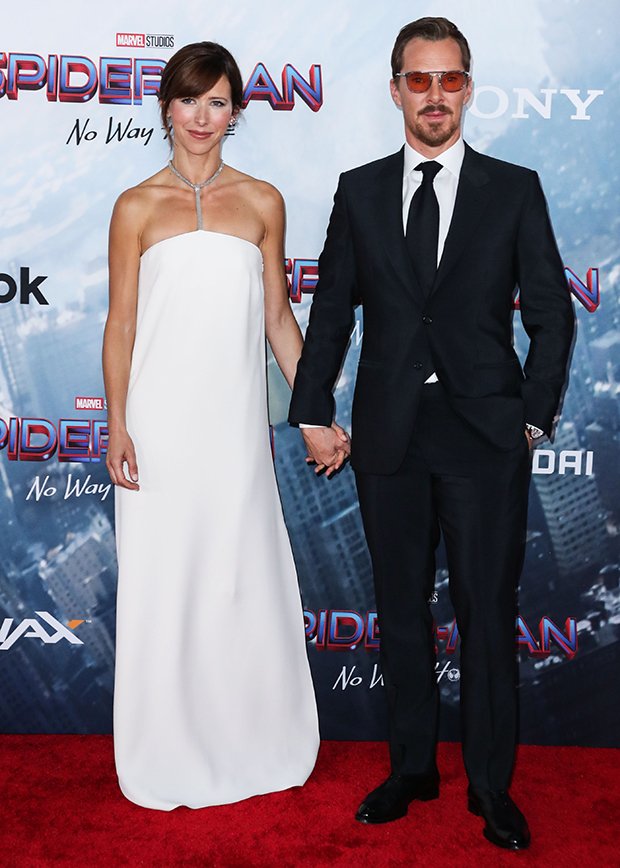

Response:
(168, 159), (224, 230)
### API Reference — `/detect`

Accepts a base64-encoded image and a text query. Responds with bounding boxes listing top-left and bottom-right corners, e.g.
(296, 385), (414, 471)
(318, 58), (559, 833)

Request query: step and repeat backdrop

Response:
(1, 0), (618, 745)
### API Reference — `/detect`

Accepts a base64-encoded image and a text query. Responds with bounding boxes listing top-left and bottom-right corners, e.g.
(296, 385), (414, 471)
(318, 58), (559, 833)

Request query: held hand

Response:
(331, 421), (351, 450)
(106, 430), (140, 490)
(302, 423), (350, 478)
(328, 421), (351, 473)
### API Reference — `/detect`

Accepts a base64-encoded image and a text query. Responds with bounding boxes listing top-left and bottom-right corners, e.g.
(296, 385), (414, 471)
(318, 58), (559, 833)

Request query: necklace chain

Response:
(168, 159), (224, 191)
(168, 160), (224, 231)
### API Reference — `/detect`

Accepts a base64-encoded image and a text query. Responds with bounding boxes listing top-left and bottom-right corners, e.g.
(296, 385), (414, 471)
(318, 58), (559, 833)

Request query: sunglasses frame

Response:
(394, 70), (471, 93)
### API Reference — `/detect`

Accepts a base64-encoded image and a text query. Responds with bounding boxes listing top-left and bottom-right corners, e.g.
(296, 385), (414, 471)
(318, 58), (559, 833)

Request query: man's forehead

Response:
(401, 37), (463, 67)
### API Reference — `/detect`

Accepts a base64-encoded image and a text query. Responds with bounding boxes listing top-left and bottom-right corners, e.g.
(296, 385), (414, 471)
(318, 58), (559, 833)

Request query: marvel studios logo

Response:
(116, 33), (175, 48)
(75, 396), (106, 411)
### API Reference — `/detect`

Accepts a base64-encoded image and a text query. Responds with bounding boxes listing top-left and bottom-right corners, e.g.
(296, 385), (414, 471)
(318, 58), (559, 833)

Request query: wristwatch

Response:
(525, 423), (545, 440)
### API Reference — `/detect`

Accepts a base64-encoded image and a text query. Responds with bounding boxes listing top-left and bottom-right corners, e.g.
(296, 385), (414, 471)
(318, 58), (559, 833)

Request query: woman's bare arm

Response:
(260, 183), (304, 388)
(259, 184), (350, 474)
(102, 190), (143, 490)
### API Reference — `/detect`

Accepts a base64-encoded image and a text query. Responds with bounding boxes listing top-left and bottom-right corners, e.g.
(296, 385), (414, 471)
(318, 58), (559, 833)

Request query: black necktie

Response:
(405, 161), (442, 297)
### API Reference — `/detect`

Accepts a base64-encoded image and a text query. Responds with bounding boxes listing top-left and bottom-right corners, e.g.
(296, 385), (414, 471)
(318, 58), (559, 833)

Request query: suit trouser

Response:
(355, 384), (531, 792)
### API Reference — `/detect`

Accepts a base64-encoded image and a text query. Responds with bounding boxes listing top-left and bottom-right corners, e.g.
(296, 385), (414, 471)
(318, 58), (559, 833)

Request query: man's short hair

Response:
(391, 17), (471, 78)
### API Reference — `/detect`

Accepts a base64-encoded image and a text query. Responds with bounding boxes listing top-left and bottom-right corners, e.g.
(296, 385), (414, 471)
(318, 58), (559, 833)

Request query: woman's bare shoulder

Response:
(112, 168), (172, 223)
(227, 167), (284, 217)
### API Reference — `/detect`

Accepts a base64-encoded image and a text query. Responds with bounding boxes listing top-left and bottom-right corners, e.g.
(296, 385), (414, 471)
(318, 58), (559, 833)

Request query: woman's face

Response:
(166, 75), (236, 157)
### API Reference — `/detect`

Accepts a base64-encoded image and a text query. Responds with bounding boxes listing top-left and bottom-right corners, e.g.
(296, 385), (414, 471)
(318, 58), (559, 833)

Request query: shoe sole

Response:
(468, 798), (530, 850)
(482, 829), (530, 850)
(356, 788), (439, 824)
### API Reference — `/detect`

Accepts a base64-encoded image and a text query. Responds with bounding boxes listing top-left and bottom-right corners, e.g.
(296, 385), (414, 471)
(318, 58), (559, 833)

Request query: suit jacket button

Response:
(422, 315), (433, 324)
(413, 362), (423, 369)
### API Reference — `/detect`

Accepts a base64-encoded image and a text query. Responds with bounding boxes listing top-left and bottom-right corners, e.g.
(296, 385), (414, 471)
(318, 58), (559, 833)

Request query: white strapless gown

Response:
(113, 230), (319, 810)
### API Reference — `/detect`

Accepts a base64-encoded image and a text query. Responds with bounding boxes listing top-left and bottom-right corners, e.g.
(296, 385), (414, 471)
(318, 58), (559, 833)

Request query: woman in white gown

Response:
(102, 41), (349, 810)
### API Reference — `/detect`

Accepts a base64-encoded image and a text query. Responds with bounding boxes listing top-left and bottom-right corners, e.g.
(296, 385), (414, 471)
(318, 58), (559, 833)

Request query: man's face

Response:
(390, 37), (472, 156)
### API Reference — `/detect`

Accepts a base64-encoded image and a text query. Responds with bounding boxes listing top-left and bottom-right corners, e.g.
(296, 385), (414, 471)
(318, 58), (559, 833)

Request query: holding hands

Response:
(302, 422), (351, 477)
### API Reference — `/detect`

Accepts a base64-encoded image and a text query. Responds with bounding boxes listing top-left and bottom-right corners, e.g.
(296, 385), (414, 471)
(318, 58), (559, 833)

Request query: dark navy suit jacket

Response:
(289, 144), (575, 474)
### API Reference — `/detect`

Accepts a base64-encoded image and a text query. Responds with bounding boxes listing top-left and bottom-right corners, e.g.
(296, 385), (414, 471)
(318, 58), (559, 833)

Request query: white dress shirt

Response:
(402, 137), (464, 259)
(403, 138), (465, 382)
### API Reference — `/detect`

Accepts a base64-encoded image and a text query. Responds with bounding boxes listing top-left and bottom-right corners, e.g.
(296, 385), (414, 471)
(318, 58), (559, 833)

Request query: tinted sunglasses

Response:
(395, 70), (470, 93)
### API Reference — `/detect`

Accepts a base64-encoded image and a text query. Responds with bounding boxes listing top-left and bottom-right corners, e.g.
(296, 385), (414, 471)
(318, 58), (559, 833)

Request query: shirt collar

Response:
(403, 137), (465, 180)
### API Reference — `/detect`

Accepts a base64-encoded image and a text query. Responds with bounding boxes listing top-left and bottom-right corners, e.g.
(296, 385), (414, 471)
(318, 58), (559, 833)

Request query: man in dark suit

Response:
(289, 17), (574, 851)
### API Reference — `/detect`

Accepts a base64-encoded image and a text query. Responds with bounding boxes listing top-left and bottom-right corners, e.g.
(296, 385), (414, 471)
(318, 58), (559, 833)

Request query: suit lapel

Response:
(364, 144), (491, 304)
(432, 144), (491, 295)
(366, 149), (425, 305)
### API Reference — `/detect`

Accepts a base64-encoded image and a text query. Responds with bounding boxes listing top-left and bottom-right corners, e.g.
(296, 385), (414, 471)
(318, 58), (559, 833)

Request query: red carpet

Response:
(1, 738), (618, 867)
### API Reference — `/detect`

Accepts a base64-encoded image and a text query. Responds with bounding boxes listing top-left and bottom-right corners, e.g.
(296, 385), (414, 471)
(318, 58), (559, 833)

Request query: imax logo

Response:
(0, 612), (85, 651)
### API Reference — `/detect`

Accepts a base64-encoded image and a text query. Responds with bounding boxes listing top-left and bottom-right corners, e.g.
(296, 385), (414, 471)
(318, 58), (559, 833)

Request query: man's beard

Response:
(410, 106), (460, 148)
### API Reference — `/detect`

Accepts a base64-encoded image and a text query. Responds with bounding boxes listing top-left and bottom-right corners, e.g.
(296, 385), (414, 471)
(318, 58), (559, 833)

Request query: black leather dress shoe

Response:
(355, 773), (439, 824)
(468, 787), (531, 850)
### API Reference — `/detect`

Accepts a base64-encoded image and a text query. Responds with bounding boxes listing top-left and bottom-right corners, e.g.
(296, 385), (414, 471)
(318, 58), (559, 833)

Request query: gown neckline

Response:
(140, 229), (263, 260)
